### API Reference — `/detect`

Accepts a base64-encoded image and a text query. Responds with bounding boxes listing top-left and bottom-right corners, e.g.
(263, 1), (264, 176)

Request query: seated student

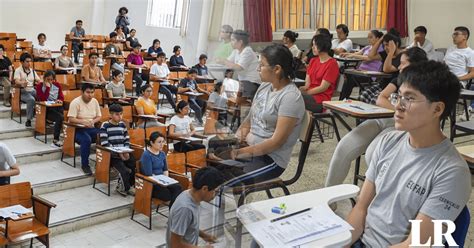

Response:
(169, 100), (206, 152)
(104, 32), (124, 73)
(113, 26), (126, 42)
(444, 26), (474, 90)
(303, 28), (332, 64)
(167, 167), (224, 247)
(299, 34), (339, 113)
(222, 69), (239, 99)
(347, 61), (471, 247)
(35, 70), (64, 147)
(192, 54), (210, 83)
(216, 44), (305, 187)
(99, 104), (135, 196)
(127, 43), (149, 95)
(33, 33), (52, 62)
(14, 53), (41, 127)
(208, 82), (228, 124)
(0, 142), (20, 186)
(70, 20), (86, 64)
(125, 29), (139, 50)
(407, 26), (435, 57)
(325, 47), (428, 190)
(134, 84), (163, 128)
(332, 24), (353, 55)
(54, 45), (75, 74)
(106, 70), (127, 98)
(338, 30), (384, 100)
(169, 45), (188, 70)
(81, 52), (107, 84)
(140, 131), (183, 206)
(177, 69), (209, 125)
(147, 39), (163, 58)
(282, 30), (300, 57)
(0, 44), (13, 107)
(149, 52), (178, 110)
(67, 83), (102, 175)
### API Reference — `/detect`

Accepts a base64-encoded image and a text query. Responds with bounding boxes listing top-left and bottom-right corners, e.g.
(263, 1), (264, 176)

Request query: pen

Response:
(349, 104), (365, 111)
(270, 207), (311, 223)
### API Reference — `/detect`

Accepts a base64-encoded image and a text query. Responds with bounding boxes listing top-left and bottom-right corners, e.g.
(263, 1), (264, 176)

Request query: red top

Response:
(35, 81), (64, 101)
(306, 57), (339, 103)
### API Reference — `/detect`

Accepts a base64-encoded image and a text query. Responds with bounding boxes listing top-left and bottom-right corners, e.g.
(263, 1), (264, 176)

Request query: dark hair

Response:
(214, 82), (223, 92)
(383, 28), (402, 48)
(221, 24), (233, 34)
(173, 45), (181, 53)
(130, 29), (136, 33)
(109, 103), (123, 113)
(224, 69), (234, 77)
(370, 30), (384, 38)
(316, 28), (333, 39)
(112, 69), (123, 78)
(19, 53), (32, 62)
(43, 70), (56, 79)
(401, 47), (428, 63)
(60, 45), (68, 51)
(455, 26), (470, 39)
(109, 32), (118, 39)
(414, 26), (427, 34)
(152, 39), (161, 46)
(133, 43), (142, 49)
(260, 44), (296, 79)
(115, 26), (122, 32)
(397, 61), (460, 119)
(336, 24), (349, 36)
(187, 68), (198, 75)
(88, 52), (99, 59)
(283, 30), (299, 43)
(119, 7), (128, 14)
(192, 167), (225, 191)
(199, 54), (208, 60)
(312, 34), (332, 54)
(76, 20), (83, 24)
(140, 84), (151, 94)
(157, 52), (166, 58)
(81, 83), (95, 92)
(146, 131), (165, 147)
(232, 30), (250, 46)
(0, 44), (5, 50)
(175, 100), (189, 113)
(37, 33), (46, 40)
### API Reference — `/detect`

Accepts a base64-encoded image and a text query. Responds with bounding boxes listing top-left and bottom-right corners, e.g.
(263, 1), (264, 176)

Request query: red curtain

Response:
(243, 0), (273, 42)
(387, 0), (408, 38)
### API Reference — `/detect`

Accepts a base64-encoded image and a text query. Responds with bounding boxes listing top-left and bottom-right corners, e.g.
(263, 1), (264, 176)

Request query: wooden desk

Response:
(34, 101), (63, 143)
(343, 69), (393, 79)
(237, 184), (360, 247)
(335, 55), (362, 72)
(456, 145), (474, 172)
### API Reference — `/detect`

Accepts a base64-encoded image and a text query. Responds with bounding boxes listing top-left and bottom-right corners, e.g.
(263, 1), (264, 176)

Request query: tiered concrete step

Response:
(2, 136), (62, 164)
(0, 118), (34, 139)
(0, 104), (26, 118)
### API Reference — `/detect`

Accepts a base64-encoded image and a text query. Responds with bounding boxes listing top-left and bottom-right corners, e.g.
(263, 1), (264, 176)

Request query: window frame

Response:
(146, 0), (185, 29)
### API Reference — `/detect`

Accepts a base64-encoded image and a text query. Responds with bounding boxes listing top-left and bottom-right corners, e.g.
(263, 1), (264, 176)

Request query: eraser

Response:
(272, 207), (286, 214)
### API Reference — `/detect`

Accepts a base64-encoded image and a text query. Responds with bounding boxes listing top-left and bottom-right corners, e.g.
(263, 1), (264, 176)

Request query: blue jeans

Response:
(351, 239), (366, 248)
(75, 128), (99, 167)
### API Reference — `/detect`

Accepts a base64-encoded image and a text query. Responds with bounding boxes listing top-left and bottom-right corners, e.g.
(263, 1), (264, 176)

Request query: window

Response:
(147, 0), (185, 28)
(271, 0), (388, 32)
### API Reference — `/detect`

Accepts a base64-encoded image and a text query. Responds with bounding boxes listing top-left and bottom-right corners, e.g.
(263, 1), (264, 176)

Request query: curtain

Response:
(243, 0), (273, 42)
(386, 0), (408, 37)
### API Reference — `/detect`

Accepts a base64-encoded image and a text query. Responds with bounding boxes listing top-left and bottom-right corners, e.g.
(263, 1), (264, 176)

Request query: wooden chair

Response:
(167, 152), (186, 174)
(149, 81), (161, 104)
(184, 149), (207, 173)
(4, 51), (15, 61)
(131, 161), (189, 230)
(33, 62), (53, 76)
(62, 89), (82, 110)
(0, 182), (56, 247)
(10, 85), (23, 123)
(34, 101), (63, 143)
(17, 41), (33, 54)
(123, 69), (134, 94)
(56, 74), (77, 90)
(0, 33), (16, 52)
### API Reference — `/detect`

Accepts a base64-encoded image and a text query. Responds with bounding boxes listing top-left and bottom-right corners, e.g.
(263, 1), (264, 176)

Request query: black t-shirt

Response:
(126, 37), (139, 48)
(0, 56), (12, 77)
(378, 51), (402, 88)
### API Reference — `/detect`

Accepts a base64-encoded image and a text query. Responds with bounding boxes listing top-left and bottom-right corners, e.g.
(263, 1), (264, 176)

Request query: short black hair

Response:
(224, 69), (234, 77)
(115, 26), (122, 32)
(157, 52), (166, 58)
(19, 52), (33, 62)
(370, 29), (384, 39)
(173, 45), (181, 53)
(192, 167), (225, 191)
(146, 131), (165, 146)
(199, 54), (208, 60)
(140, 84), (151, 94)
(312, 34), (332, 54)
(187, 68), (198, 75)
(175, 100), (189, 113)
(455, 26), (470, 39)
(109, 32), (118, 39)
(37, 33), (46, 40)
(283, 30), (299, 43)
(109, 103), (123, 113)
(336, 24), (349, 36)
(0, 44), (5, 50)
(112, 69), (123, 78)
(316, 28), (333, 39)
(152, 39), (161, 46)
(119, 7), (128, 14)
(401, 47), (428, 63)
(81, 83), (95, 92)
(133, 43), (142, 49)
(397, 61), (460, 119)
(414, 26), (427, 34)
(260, 44), (296, 79)
(214, 82), (223, 92)
(43, 70), (56, 79)
(60, 45), (68, 51)
(88, 52), (99, 59)
(383, 28), (402, 48)
(130, 28), (136, 33)
(232, 30), (250, 46)
(76, 20), (83, 24)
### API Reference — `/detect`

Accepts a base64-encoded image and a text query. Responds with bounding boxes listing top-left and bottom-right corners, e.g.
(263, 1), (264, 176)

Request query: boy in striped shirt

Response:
(99, 104), (135, 196)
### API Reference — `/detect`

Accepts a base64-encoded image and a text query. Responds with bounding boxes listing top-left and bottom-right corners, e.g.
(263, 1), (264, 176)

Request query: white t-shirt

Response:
(288, 44), (300, 57)
(227, 46), (261, 82)
(331, 39), (353, 53)
(169, 115), (192, 144)
(407, 39), (434, 54)
(34, 43), (50, 54)
(222, 78), (239, 98)
(0, 142), (16, 171)
(444, 46), (474, 86)
(150, 63), (170, 83)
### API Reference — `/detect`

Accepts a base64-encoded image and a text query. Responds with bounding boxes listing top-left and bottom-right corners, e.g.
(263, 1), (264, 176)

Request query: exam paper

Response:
(150, 174), (179, 186)
(0, 205), (32, 220)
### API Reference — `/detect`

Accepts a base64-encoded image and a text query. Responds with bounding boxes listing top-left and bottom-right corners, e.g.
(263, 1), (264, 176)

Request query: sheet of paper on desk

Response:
(185, 92), (203, 96)
(107, 147), (134, 153)
(246, 205), (353, 247)
(337, 102), (392, 114)
(45, 100), (56, 105)
(150, 174), (179, 186)
(0, 204), (32, 220)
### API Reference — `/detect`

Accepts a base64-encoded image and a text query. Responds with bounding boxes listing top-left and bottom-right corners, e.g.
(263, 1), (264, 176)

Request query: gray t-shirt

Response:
(166, 190), (200, 246)
(0, 142), (16, 171)
(245, 82), (305, 168)
(105, 82), (125, 98)
(70, 27), (85, 43)
(362, 131), (471, 247)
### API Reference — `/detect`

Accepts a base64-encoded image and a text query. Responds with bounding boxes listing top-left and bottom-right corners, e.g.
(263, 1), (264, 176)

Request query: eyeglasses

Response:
(452, 32), (465, 37)
(389, 93), (427, 110)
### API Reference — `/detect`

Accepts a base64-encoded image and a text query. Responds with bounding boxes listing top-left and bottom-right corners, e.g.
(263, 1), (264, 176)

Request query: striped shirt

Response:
(99, 121), (130, 148)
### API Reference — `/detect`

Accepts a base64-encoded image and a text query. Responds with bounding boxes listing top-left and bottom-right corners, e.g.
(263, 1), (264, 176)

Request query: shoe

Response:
(3, 102), (10, 107)
(81, 166), (93, 176)
(116, 187), (128, 197)
(25, 120), (31, 127)
(51, 140), (63, 148)
(127, 188), (136, 196)
(469, 106), (473, 113)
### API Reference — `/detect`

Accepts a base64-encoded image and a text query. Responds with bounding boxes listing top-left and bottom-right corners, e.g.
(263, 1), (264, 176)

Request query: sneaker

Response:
(51, 140), (63, 148)
(25, 120), (31, 127)
(81, 166), (93, 176)
(116, 187), (128, 197)
(127, 188), (136, 196)
(3, 102), (11, 107)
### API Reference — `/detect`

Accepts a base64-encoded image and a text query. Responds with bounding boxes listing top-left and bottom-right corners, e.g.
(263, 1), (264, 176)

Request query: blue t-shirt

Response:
(147, 46), (163, 56)
(140, 150), (168, 176)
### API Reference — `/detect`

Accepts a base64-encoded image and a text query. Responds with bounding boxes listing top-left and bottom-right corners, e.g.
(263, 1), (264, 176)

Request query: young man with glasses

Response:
(444, 26), (474, 89)
(347, 61), (471, 247)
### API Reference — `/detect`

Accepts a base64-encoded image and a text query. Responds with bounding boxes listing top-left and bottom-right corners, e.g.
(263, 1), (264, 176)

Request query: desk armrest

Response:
(64, 122), (86, 128)
(32, 195), (57, 208)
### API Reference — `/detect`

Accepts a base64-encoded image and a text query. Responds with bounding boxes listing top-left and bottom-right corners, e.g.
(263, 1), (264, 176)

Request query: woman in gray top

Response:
(54, 45), (75, 74)
(217, 44), (305, 187)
